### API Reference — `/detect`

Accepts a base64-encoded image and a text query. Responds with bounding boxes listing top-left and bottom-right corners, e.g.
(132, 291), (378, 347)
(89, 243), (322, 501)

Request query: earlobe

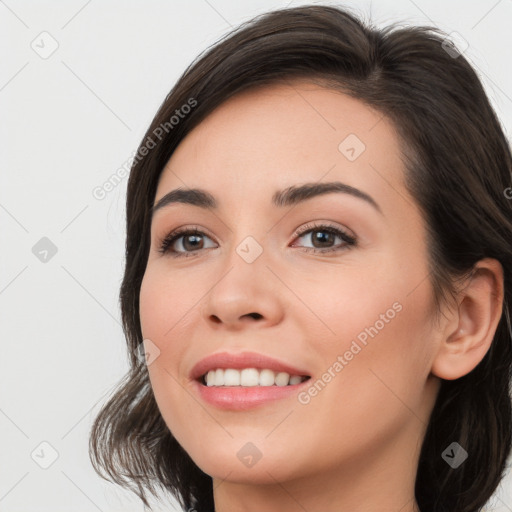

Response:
(430, 258), (504, 381)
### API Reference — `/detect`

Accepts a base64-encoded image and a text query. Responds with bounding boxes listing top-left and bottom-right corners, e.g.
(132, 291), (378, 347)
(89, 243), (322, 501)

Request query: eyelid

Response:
(291, 220), (356, 242)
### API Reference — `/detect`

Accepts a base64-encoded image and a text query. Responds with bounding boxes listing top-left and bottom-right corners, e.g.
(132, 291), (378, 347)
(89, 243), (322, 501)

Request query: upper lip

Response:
(190, 351), (311, 381)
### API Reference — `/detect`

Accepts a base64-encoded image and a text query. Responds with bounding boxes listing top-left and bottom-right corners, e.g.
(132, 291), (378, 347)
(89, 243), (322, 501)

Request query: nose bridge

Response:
(218, 228), (269, 297)
(224, 206), (274, 265)
(199, 222), (283, 327)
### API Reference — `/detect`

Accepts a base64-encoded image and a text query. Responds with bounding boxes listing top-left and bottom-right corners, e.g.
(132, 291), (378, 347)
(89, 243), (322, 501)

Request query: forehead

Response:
(156, 81), (409, 213)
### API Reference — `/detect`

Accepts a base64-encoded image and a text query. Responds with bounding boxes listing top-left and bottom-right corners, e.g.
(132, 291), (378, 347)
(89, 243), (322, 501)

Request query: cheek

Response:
(139, 269), (197, 447)
(290, 257), (408, 349)
(139, 267), (195, 401)
(287, 284), (434, 470)
(138, 263), (206, 410)
(295, 255), (434, 417)
(139, 263), (198, 342)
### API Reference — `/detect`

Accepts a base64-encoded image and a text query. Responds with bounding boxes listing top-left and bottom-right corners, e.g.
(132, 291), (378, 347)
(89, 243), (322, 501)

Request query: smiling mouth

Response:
(200, 368), (311, 387)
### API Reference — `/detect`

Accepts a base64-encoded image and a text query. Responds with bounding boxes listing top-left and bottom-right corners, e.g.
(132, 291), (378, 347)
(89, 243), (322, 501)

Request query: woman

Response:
(89, 5), (512, 512)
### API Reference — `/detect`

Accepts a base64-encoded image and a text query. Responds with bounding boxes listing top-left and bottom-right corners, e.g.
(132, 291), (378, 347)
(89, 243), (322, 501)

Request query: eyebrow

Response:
(150, 181), (382, 217)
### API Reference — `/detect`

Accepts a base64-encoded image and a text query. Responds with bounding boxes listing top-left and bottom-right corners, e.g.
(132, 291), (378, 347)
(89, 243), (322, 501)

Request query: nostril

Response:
(246, 312), (262, 320)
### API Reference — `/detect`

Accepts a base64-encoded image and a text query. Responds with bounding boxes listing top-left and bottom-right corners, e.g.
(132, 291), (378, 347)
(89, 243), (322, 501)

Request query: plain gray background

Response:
(1, 0), (511, 510)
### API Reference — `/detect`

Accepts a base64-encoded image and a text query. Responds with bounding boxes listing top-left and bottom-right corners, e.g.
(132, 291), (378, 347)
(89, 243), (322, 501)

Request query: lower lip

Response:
(192, 378), (311, 410)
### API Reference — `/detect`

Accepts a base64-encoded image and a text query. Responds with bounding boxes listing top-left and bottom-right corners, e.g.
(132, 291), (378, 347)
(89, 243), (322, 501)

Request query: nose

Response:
(199, 251), (285, 331)
(209, 310), (264, 325)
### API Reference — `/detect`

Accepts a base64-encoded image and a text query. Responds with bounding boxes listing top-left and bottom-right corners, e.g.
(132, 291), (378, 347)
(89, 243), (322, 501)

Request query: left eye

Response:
(158, 223), (356, 258)
(291, 224), (356, 253)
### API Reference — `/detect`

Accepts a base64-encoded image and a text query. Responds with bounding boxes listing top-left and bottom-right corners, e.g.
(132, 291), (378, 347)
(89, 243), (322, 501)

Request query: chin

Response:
(179, 436), (300, 483)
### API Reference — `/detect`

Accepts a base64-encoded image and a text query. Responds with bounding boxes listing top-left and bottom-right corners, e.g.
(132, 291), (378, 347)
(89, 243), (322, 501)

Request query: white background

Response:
(1, 0), (511, 510)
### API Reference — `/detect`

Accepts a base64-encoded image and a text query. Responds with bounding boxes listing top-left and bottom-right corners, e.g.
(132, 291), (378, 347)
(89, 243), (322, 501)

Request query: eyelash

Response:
(157, 222), (357, 258)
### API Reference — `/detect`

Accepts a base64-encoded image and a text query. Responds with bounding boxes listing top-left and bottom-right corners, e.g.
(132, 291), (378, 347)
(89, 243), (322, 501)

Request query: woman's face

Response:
(139, 82), (443, 492)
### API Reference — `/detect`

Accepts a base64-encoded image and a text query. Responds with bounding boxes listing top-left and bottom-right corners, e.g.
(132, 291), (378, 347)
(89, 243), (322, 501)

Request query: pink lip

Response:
(189, 351), (311, 381)
(192, 379), (311, 410)
(189, 351), (312, 410)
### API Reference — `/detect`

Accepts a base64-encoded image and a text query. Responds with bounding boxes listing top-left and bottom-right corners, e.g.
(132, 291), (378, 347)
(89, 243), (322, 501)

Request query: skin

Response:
(139, 81), (504, 512)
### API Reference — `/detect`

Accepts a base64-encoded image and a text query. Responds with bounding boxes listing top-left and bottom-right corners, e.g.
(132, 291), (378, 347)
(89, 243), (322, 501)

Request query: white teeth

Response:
(206, 370), (216, 386)
(204, 368), (308, 387)
(241, 368), (259, 386)
(223, 368), (240, 386)
(259, 369), (275, 386)
(289, 375), (303, 385)
(275, 372), (290, 386)
(214, 368), (224, 386)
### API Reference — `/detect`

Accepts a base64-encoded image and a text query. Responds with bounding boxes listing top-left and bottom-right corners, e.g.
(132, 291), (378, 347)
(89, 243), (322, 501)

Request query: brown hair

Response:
(89, 5), (512, 511)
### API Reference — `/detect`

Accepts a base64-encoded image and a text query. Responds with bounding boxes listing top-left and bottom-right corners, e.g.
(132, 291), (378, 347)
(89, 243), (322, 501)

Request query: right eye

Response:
(158, 226), (217, 258)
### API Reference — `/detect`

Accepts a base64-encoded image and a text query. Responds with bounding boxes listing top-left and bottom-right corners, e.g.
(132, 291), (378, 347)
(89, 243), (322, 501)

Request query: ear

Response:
(431, 258), (504, 380)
